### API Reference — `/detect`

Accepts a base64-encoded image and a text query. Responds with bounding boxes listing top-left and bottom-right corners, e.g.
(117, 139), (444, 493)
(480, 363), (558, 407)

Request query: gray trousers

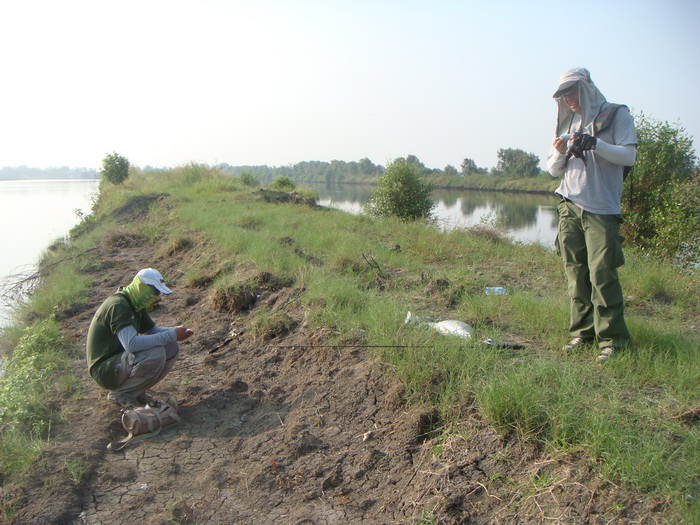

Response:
(556, 199), (631, 349)
(109, 341), (180, 400)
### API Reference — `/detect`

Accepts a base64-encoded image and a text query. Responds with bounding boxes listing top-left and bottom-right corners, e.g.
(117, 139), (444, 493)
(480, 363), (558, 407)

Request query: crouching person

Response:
(87, 268), (194, 408)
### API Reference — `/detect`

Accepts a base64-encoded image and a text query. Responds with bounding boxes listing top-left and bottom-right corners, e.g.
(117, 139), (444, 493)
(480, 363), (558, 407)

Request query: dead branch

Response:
(362, 253), (385, 279)
(0, 246), (99, 307)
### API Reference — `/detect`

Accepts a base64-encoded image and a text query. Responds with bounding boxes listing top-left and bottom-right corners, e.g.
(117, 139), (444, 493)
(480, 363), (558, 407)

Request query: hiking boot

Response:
(596, 347), (617, 363)
(136, 393), (156, 406)
(108, 393), (137, 409)
(562, 337), (590, 351)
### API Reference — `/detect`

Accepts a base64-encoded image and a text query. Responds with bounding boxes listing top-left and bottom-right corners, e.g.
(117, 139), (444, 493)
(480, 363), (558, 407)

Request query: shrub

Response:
(650, 177), (700, 267)
(100, 152), (130, 185)
(622, 115), (697, 252)
(239, 171), (260, 187)
(365, 158), (435, 221)
(269, 176), (296, 191)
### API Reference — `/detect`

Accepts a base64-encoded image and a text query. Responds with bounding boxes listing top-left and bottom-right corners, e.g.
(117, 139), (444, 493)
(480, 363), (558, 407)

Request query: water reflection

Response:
(309, 182), (560, 247)
(0, 179), (99, 325)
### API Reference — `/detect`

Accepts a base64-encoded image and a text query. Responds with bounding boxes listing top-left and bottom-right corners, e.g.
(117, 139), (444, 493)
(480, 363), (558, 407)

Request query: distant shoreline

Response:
(0, 176), (100, 181)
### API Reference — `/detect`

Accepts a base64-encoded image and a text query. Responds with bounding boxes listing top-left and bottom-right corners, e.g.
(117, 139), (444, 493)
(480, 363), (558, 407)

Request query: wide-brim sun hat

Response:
(136, 268), (173, 294)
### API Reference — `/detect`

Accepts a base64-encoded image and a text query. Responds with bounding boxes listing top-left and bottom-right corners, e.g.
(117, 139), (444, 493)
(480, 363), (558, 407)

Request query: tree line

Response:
(0, 166), (98, 181)
(219, 148), (546, 186)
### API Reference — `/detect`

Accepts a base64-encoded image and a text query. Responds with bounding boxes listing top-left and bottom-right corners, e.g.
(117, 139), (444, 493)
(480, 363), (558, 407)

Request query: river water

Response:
(0, 178), (99, 326)
(309, 182), (560, 246)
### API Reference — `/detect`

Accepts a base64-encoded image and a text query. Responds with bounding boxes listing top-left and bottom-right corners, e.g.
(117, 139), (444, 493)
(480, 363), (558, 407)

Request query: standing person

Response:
(87, 268), (194, 408)
(547, 67), (637, 362)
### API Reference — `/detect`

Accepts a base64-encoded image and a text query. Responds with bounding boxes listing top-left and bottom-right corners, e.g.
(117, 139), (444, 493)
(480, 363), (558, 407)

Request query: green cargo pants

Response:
(555, 199), (631, 349)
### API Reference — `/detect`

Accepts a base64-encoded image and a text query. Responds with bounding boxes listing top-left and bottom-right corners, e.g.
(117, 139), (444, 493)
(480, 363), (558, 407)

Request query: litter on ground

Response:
(404, 311), (474, 339)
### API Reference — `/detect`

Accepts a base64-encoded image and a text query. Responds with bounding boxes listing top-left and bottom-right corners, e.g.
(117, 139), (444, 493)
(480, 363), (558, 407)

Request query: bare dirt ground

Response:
(2, 197), (670, 524)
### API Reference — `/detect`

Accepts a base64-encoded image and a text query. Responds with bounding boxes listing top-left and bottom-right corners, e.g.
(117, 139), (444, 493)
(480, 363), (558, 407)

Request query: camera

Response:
(566, 132), (597, 163)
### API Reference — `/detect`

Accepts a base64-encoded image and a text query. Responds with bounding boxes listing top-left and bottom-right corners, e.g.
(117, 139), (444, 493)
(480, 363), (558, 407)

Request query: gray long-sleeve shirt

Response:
(117, 325), (176, 353)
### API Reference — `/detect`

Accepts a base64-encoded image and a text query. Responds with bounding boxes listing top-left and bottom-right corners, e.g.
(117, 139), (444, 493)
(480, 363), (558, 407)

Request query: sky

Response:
(1, 0), (699, 172)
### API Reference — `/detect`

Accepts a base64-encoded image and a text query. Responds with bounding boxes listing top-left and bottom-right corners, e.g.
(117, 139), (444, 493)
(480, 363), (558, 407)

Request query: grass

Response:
(1, 165), (698, 521)
(64, 456), (89, 485)
(0, 318), (78, 483)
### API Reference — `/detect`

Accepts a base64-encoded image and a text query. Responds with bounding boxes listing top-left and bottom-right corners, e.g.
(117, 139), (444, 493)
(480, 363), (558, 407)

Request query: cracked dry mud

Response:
(3, 206), (668, 524)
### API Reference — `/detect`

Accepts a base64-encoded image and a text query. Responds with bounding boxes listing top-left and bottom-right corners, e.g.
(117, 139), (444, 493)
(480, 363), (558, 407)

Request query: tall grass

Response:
(0, 318), (78, 482)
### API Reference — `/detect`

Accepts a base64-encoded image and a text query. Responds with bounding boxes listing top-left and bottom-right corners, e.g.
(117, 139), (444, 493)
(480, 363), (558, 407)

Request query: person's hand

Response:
(175, 326), (195, 341)
(574, 132), (597, 151)
(566, 132), (597, 163)
(553, 136), (568, 154)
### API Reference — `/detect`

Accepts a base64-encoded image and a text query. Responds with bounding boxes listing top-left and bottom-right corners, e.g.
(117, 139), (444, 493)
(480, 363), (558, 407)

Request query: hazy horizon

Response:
(2, 1), (698, 172)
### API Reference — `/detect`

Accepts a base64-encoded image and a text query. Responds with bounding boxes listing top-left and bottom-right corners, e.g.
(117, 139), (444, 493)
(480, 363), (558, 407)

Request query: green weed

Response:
(64, 456), (88, 485)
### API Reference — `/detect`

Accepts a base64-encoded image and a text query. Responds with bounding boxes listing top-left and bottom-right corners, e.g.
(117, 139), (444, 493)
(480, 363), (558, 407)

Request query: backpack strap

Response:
(594, 103), (629, 134)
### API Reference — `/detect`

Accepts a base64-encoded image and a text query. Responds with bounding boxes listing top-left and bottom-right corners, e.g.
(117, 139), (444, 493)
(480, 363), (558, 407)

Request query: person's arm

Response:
(148, 325), (195, 341)
(145, 326), (170, 335)
(547, 139), (567, 177)
(117, 325), (177, 353)
(594, 141), (636, 166)
(550, 131), (636, 172)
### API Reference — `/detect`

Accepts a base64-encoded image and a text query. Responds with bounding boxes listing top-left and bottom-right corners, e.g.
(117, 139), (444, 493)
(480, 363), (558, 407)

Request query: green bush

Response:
(650, 177), (700, 267)
(99, 152), (130, 185)
(622, 115), (697, 256)
(239, 170), (260, 187)
(269, 176), (296, 191)
(365, 158), (435, 221)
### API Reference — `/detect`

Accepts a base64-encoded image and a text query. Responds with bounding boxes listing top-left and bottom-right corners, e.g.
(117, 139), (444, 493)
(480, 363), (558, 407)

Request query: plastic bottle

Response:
(485, 287), (508, 295)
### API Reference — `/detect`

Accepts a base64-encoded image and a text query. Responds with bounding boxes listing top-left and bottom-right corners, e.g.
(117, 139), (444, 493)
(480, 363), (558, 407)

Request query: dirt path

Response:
(5, 228), (668, 524)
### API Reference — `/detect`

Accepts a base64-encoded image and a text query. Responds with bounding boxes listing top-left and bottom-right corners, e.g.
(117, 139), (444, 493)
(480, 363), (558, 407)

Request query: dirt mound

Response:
(3, 224), (669, 524)
(110, 194), (170, 222)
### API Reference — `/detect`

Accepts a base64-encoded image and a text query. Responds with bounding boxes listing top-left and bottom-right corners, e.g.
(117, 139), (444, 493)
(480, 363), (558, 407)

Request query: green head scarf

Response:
(122, 275), (161, 311)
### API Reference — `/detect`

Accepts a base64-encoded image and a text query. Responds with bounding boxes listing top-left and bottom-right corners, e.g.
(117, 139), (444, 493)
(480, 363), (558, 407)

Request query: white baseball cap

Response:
(136, 268), (173, 294)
